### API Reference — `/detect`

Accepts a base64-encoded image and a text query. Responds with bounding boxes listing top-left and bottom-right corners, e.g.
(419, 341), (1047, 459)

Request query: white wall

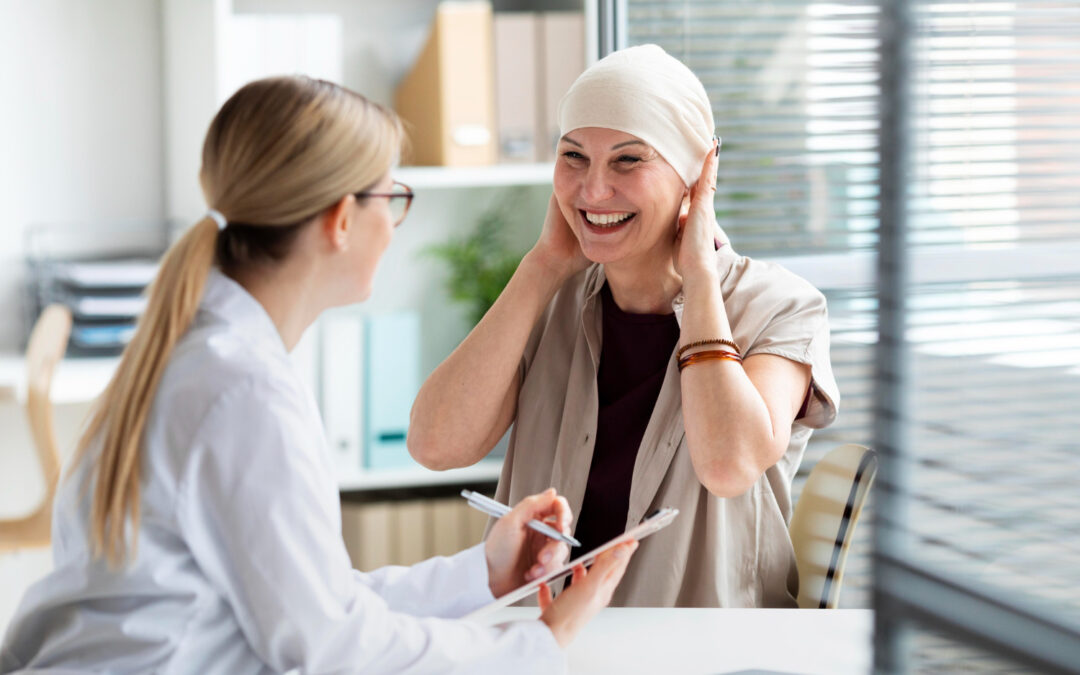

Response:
(161, 0), (228, 224)
(0, 0), (165, 636)
(0, 0), (165, 351)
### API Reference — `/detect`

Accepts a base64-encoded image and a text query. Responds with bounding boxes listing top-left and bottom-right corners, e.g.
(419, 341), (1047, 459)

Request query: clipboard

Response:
(464, 507), (680, 620)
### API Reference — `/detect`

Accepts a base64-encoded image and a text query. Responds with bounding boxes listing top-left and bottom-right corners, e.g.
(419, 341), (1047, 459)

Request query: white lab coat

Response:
(0, 269), (565, 674)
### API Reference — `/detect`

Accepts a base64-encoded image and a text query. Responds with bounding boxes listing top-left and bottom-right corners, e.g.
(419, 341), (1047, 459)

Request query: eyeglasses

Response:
(355, 181), (414, 227)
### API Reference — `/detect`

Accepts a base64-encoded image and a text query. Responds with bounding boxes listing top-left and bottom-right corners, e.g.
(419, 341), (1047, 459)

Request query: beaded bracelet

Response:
(676, 338), (741, 362)
(677, 349), (743, 372)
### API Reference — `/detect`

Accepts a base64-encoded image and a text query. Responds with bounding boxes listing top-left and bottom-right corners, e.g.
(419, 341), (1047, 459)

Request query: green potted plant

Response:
(425, 193), (530, 326)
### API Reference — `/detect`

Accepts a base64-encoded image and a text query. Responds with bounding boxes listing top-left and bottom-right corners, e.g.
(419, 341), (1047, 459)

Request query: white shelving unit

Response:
(396, 163), (554, 190)
(337, 460), (503, 492)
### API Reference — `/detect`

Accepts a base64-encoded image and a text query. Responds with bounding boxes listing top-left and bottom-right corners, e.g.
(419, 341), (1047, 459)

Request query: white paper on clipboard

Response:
(464, 507), (680, 620)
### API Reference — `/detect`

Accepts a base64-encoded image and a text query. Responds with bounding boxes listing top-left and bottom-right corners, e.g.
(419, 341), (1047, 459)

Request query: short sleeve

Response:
(732, 260), (840, 429)
(520, 302), (551, 381)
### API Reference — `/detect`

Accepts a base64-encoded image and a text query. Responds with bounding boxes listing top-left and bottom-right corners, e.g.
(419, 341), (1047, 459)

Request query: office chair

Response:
(0, 304), (72, 552)
(789, 443), (878, 609)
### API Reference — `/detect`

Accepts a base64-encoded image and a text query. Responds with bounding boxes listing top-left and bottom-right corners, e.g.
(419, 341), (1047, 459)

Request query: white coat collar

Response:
(198, 267), (289, 356)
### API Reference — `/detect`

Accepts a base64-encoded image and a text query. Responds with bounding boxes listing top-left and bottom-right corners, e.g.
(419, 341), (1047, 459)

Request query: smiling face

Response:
(553, 127), (688, 268)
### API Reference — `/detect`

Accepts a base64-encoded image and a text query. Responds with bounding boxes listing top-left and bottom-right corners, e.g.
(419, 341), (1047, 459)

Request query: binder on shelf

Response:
(394, 1), (496, 166)
(493, 12), (539, 163)
(537, 12), (586, 161)
(392, 501), (429, 565)
(430, 498), (466, 557)
(364, 312), (420, 470)
(321, 312), (364, 477)
(342, 499), (490, 568)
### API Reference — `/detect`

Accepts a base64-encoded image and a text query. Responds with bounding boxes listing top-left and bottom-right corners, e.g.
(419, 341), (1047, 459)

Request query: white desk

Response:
(0, 353), (118, 404)
(487, 607), (873, 675)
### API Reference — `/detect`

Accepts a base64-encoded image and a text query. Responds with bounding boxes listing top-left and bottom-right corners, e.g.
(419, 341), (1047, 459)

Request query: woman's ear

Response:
(322, 194), (353, 251)
(678, 190), (691, 229)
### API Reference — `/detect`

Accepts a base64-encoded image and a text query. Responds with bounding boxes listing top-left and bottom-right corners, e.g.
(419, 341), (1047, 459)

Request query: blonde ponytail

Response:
(79, 217), (219, 566)
(75, 76), (402, 566)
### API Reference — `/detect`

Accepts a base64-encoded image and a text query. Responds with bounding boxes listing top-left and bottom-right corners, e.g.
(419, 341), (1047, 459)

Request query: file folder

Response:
(538, 12), (586, 161)
(493, 12), (539, 162)
(364, 312), (421, 469)
(320, 312), (364, 477)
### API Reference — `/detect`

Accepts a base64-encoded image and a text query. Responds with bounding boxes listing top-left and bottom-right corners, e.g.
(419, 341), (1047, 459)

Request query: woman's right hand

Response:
(525, 194), (590, 282)
(537, 540), (638, 648)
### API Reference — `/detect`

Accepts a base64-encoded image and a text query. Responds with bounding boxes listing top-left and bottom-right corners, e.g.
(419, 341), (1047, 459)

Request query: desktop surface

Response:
(486, 607), (873, 675)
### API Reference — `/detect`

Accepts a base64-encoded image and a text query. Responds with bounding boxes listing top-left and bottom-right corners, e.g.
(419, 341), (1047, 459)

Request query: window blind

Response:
(628, 0), (881, 255)
(878, 2), (1080, 670)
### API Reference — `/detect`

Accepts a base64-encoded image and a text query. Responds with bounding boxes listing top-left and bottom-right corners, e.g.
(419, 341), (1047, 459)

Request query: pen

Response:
(460, 489), (581, 547)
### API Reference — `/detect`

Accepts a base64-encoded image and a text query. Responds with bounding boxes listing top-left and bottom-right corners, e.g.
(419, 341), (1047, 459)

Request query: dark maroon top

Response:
(571, 281), (815, 558)
(573, 282), (681, 556)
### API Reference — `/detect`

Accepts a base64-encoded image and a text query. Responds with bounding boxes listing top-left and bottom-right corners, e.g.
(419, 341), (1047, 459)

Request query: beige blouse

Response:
(492, 243), (840, 607)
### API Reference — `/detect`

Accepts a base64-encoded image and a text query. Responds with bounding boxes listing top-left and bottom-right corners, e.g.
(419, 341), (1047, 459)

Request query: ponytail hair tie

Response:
(206, 209), (227, 230)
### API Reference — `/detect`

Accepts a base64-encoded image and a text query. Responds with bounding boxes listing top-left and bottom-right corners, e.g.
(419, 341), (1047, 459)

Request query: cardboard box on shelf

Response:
(395, 2), (496, 167)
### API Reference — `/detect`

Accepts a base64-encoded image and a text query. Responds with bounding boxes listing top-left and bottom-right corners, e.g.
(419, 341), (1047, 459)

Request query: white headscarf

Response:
(558, 44), (716, 187)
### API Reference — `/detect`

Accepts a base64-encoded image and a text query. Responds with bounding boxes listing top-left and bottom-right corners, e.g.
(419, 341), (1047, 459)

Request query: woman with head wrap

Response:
(410, 45), (839, 607)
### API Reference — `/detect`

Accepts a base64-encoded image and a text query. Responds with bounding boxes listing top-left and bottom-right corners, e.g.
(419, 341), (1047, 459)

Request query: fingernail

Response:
(615, 546), (628, 559)
(541, 551), (552, 563)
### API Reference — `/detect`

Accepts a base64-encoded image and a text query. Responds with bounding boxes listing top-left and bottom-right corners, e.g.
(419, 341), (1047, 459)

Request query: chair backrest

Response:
(0, 304), (72, 552)
(789, 443), (878, 609)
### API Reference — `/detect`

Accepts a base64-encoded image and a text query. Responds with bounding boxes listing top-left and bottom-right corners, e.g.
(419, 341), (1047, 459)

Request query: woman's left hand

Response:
(673, 138), (721, 280)
(484, 488), (573, 598)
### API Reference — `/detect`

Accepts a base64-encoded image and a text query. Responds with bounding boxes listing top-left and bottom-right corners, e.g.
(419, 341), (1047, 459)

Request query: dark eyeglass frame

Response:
(355, 180), (414, 227)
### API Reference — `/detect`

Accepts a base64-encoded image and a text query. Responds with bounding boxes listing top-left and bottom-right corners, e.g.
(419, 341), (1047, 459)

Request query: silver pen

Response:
(461, 489), (581, 547)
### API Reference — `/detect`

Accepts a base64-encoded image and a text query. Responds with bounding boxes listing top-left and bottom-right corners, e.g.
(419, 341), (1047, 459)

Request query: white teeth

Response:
(584, 211), (633, 226)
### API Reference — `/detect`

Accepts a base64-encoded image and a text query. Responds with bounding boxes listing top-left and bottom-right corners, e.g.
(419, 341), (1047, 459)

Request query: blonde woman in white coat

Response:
(0, 76), (635, 675)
